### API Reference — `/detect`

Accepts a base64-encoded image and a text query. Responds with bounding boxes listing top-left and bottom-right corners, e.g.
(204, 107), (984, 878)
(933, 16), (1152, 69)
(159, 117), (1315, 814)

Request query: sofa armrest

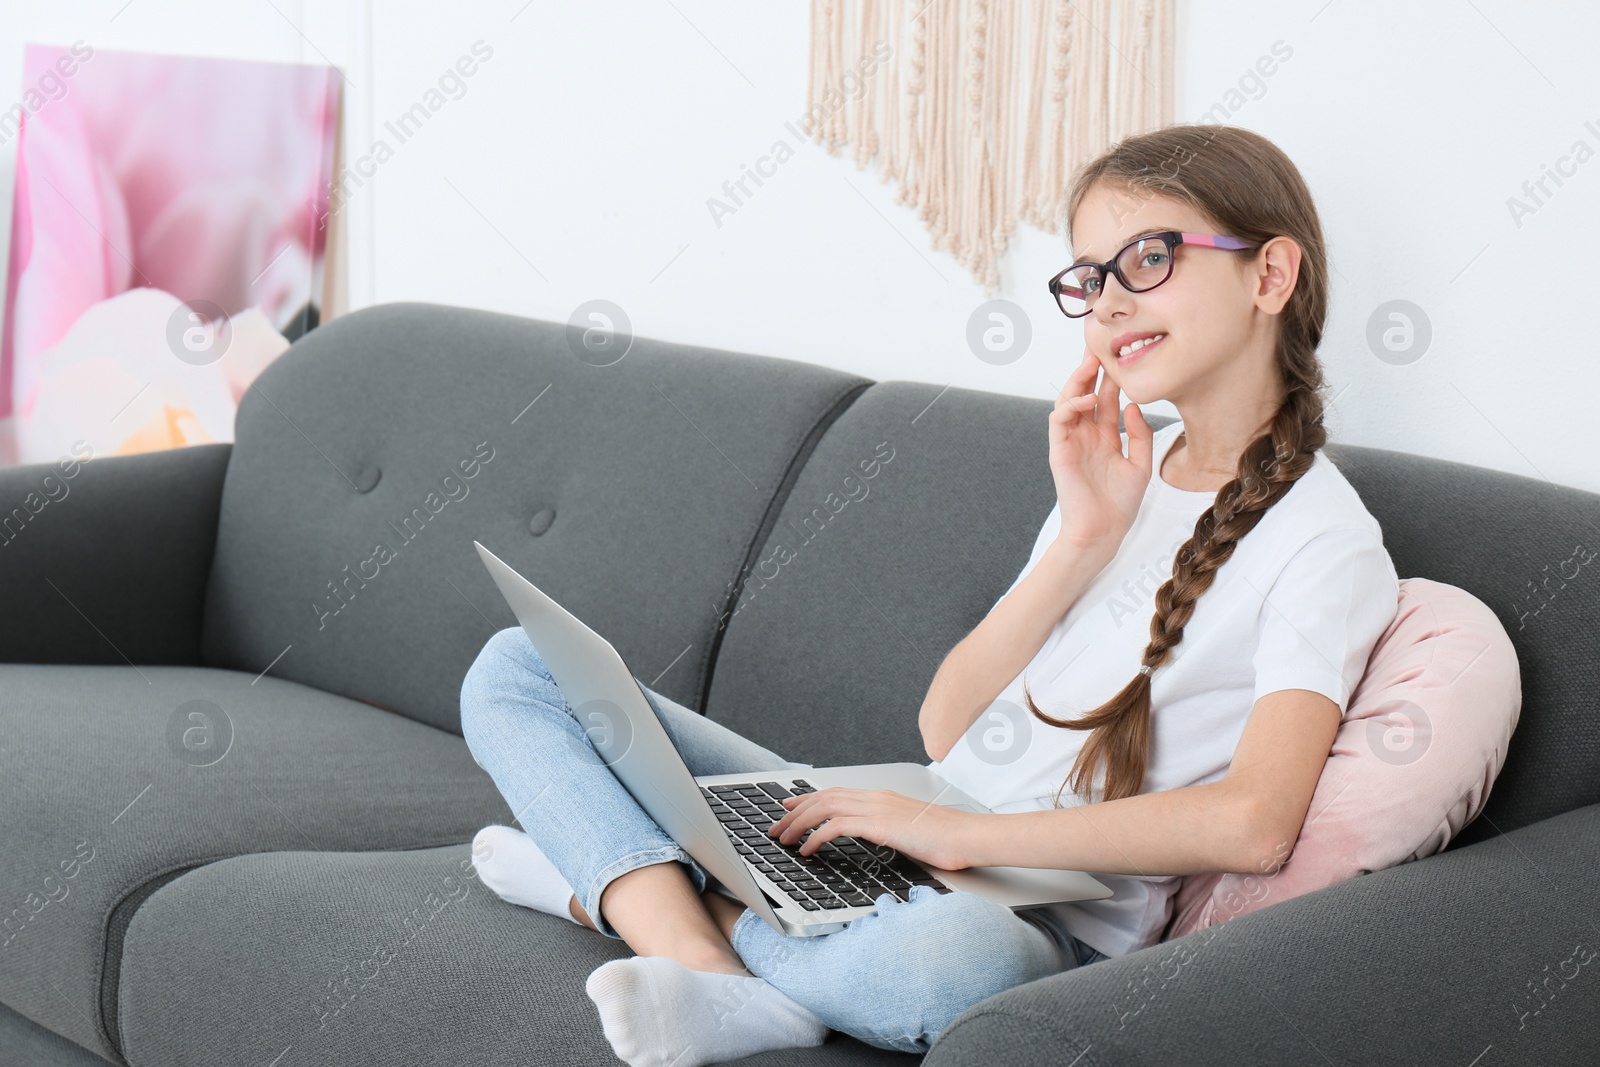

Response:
(0, 442), (231, 666)
(925, 802), (1600, 1066)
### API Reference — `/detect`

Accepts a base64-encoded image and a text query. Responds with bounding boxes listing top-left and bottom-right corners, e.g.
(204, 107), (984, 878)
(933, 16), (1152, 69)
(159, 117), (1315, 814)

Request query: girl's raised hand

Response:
(1049, 346), (1155, 554)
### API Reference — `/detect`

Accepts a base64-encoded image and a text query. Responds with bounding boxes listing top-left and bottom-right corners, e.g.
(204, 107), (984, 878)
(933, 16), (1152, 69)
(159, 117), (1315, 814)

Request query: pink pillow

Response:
(1162, 577), (1521, 941)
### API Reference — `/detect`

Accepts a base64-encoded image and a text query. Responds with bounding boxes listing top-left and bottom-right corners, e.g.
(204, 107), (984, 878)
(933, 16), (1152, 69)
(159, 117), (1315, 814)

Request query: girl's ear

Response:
(1252, 235), (1302, 314)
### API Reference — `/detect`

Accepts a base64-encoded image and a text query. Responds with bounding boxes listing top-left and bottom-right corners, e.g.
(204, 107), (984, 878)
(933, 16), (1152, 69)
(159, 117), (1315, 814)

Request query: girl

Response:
(459, 122), (1400, 1065)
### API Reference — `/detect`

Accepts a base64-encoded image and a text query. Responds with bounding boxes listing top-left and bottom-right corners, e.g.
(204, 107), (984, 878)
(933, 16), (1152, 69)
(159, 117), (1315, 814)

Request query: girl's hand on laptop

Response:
(767, 787), (981, 871)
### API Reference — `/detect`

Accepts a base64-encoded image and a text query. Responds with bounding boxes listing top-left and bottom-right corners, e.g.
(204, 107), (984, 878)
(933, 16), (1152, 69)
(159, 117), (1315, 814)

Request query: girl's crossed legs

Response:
(459, 625), (1104, 1054)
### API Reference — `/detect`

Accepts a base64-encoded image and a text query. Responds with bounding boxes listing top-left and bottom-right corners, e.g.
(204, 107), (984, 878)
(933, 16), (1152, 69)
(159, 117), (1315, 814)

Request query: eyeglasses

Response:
(1048, 230), (1260, 318)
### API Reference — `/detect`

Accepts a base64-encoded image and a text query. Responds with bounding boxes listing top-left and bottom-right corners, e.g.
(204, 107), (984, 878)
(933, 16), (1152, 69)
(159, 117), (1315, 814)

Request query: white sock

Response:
(471, 824), (582, 925)
(585, 955), (828, 1067)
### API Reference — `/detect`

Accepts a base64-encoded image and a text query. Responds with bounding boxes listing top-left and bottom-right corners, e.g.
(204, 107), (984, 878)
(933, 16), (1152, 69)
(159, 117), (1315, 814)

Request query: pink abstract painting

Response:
(0, 43), (342, 467)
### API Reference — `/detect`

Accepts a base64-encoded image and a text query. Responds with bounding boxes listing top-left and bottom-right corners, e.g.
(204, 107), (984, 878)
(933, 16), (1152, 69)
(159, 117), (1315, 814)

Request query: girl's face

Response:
(1066, 182), (1269, 406)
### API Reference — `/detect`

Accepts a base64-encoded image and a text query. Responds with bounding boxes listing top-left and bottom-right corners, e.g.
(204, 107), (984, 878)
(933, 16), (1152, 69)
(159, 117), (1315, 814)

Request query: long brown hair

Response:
(1024, 123), (1331, 807)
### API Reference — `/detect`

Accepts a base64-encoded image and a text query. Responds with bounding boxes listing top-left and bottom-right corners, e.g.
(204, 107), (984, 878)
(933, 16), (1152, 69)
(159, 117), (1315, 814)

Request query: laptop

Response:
(473, 540), (1112, 937)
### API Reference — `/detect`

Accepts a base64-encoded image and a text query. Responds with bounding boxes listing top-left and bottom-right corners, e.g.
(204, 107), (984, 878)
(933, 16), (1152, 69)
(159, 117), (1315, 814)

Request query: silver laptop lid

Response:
(472, 540), (787, 931)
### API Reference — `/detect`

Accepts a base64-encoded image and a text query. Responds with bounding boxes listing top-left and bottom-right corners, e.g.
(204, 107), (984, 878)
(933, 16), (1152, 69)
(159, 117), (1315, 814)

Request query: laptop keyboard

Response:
(698, 778), (952, 912)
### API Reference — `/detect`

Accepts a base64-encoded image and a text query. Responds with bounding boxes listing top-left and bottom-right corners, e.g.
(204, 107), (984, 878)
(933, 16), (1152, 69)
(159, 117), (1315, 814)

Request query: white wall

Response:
(2, 1), (1596, 490)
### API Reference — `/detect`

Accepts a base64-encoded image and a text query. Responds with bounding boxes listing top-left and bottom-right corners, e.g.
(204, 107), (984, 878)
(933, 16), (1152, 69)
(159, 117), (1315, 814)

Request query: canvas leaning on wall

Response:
(0, 42), (345, 468)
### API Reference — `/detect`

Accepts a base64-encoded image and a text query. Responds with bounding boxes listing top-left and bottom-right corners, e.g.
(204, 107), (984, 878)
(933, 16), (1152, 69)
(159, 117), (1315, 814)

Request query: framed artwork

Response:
(0, 43), (344, 467)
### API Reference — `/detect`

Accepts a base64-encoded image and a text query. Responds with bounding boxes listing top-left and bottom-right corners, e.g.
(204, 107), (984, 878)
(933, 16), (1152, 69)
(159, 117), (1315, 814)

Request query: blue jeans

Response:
(459, 626), (1107, 1054)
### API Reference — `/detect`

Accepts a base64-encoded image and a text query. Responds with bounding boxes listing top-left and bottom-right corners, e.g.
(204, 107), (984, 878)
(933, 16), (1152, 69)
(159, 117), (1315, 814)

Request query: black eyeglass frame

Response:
(1047, 230), (1260, 319)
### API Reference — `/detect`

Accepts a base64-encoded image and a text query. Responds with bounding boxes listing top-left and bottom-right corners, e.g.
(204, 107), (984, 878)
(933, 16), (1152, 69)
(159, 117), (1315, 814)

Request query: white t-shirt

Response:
(926, 419), (1400, 958)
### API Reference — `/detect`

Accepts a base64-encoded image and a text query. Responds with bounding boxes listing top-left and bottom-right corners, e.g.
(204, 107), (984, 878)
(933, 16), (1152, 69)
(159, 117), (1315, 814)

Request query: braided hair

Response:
(1024, 123), (1332, 807)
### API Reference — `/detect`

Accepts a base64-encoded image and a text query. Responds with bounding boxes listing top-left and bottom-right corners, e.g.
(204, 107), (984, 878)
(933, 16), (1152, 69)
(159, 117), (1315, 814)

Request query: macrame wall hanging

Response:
(805, 0), (1176, 294)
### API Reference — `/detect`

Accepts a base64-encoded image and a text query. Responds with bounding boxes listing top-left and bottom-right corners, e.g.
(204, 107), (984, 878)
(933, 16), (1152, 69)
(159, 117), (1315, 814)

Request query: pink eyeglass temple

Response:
(1178, 232), (1254, 249)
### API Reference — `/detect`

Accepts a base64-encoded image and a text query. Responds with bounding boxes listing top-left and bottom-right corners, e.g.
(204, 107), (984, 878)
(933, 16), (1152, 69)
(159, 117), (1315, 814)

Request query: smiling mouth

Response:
(1117, 334), (1166, 365)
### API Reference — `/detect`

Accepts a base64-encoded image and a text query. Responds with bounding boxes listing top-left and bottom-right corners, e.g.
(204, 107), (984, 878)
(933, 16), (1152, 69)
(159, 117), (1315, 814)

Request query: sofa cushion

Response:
(1322, 438), (1600, 842)
(1163, 577), (1521, 940)
(0, 1000), (112, 1067)
(201, 301), (872, 733)
(116, 843), (920, 1066)
(0, 663), (514, 1064)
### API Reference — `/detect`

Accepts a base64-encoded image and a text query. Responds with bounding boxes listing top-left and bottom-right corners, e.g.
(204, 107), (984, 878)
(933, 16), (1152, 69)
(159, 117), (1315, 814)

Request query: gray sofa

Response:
(1, 301), (1594, 1066)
